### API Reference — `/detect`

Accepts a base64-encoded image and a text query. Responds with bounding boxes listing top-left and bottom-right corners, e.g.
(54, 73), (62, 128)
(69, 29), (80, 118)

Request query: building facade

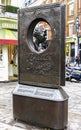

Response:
(0, 0), (19, 81)
(77, 0), (81, 62)
(64, 0), (81, 62)
(23, 0), (81, 63)
(1, 0), (81, 81)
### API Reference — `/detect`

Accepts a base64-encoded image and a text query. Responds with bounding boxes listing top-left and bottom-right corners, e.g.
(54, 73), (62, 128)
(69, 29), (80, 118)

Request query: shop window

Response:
(8, 44), (18, 65)
(66, 43), (70, 56)
(70, 43), (75, 62)
(0, 45), (3, 62)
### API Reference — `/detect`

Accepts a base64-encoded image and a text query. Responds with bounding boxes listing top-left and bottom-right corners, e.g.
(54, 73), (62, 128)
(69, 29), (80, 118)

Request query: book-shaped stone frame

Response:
(18, 3), (65, 88)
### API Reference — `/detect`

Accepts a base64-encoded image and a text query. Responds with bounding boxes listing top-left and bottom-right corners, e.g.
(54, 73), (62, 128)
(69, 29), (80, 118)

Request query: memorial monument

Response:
(13, 3), (69, 130)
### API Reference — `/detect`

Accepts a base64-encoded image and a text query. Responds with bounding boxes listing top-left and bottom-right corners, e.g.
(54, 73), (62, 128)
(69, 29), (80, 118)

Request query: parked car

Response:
(65, 65), (81, 81)
(70, 67), (81, 81)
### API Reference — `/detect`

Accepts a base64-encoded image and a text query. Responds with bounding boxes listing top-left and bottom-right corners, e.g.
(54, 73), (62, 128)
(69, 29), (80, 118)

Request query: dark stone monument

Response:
(13, 3), (69, 130)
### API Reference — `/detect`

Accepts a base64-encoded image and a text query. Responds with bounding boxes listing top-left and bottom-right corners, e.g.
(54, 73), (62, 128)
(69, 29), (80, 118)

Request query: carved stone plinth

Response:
(13, 85), (68, 130)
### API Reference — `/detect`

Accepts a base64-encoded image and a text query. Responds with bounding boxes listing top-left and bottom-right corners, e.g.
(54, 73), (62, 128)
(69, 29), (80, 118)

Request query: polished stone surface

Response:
(0, 81), (81, 130)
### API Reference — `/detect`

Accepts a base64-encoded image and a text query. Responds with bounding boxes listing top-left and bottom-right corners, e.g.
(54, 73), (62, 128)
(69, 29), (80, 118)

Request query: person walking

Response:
(75, 55), (80, 67)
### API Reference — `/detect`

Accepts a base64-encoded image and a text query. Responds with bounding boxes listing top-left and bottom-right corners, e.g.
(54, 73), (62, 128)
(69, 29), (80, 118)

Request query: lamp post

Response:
(75, 16), (80, 55)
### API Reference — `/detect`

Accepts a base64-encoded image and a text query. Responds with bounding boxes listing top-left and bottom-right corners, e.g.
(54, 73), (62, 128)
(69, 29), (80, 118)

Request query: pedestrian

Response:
(75, 55), (80, 67)
(66, 54), (70, 67)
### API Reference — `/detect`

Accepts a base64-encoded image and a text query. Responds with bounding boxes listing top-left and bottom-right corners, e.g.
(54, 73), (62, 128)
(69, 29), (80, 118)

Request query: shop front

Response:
(0, 29), (18, 82)
(66, 37), (76, 62)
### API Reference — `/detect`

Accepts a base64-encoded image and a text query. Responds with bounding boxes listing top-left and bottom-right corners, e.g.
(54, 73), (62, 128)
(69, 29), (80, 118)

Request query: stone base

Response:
(13, 84), (68, 130)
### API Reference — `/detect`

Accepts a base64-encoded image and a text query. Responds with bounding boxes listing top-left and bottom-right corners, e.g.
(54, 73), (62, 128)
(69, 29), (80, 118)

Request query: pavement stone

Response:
(0, 81), (81, 130)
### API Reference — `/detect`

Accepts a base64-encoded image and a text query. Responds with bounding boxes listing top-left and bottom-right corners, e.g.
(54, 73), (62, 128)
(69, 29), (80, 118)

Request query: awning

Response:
(0, 29), (18, 45)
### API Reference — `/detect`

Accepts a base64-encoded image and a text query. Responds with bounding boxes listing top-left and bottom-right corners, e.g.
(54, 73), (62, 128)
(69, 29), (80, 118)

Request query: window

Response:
(1, 0), (5, 4)
(79, 0), (81, 9)
(78, 0), (81, 13)
(69, 23), (74, 36)
(52, 0), (56, 2)
(1, 0), (11, 5)
(69, 3), (74, 16)
(6, 0), (11, 5)
(67, 0), (72, 2)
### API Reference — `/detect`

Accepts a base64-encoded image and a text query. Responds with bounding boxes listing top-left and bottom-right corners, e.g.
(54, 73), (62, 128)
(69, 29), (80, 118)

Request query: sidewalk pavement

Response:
(0, 81), (81, 130)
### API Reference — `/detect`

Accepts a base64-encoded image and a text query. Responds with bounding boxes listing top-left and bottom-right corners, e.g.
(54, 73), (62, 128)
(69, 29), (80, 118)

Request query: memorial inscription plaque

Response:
(13, 3), (68, 130)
